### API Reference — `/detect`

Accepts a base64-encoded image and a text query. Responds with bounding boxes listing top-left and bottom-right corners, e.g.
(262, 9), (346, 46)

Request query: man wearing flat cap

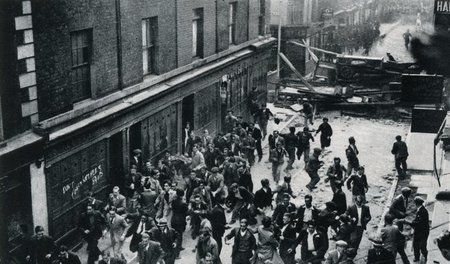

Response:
(325, 240), (348, 264)
(367, 237), (395, 264)
(149, 218), (178, 264)
(410, 196), (429, 262)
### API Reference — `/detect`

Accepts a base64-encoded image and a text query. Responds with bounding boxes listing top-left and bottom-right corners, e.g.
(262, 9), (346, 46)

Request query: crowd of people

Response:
(24, 103), (434, 264)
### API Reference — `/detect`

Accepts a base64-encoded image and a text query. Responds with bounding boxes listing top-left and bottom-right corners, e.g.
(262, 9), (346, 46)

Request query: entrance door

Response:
(109, 132), (124, 187)
(182, 94), (195, 153)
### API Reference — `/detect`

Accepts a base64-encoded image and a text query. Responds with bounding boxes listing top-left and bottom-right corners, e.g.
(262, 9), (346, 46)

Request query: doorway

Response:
(109, 132), (124, 187)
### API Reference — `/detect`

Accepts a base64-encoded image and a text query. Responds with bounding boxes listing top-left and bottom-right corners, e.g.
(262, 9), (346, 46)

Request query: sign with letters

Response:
(435, 0), (450, 13)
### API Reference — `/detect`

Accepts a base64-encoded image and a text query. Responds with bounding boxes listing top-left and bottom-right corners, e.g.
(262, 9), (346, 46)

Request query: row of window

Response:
(70, 1), (266, 103)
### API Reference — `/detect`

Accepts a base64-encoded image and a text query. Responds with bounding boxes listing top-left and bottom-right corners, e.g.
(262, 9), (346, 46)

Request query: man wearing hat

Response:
(367, 237), (395, 264)
(137, 232), (164, 264)
(149, 218), (178, 264)
(325, 240), (348, 264)
(131, 149), (143, 172)
(408, 196), (429, 262)
(305, 148), (324, 192)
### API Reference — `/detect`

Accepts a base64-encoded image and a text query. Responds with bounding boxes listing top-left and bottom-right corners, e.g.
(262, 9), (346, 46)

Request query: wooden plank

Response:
(288, 40), (339, 56)
(279, 52), (315, 92)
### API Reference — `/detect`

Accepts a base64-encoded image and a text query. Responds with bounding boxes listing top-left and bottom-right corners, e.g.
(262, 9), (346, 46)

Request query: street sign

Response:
(435, 0), (450, 31)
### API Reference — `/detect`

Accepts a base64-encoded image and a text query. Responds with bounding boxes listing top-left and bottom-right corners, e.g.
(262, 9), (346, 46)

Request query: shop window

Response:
(192, 8), (204, 58)
(142, 17), (158, 75)
(229, 2), (237, 45)
(70, 29), (92, 103)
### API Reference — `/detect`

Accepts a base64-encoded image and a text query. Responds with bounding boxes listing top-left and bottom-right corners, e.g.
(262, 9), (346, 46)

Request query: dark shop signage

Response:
(435, 0), (450, 13)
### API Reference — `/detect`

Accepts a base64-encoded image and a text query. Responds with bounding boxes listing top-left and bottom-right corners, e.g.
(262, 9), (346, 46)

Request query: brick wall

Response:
(177, 0), (217, 67)
(33, 0), (119, 120)
(120, 0), (177, 85)
(0, 0), (27, 139)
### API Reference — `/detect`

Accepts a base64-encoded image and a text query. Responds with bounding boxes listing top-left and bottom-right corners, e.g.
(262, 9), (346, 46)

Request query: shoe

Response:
(306, 185), (313, 192)
(413, 258), (420, 262)
(311, 186), (318, 189)
(180, 247), (185, 251)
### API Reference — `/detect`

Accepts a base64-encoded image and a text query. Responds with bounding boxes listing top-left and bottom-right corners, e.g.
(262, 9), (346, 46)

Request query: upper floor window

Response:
(142, 17), (158, 75)
(229, 2), (237, 44)
(258, 0), (265, 35)
(71, 29), (92, 103)
(192, 8), (204, 58)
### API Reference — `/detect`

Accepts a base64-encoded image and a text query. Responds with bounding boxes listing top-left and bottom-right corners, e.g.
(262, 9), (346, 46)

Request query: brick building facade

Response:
(0, 0), (274, 259)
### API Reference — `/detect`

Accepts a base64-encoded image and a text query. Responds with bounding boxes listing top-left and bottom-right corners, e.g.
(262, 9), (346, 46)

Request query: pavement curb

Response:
(375, 131), (411, 236)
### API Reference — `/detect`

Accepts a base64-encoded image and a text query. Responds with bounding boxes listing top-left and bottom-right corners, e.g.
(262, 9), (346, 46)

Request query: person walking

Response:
(346, 166), (368, 204)
(137, 232), (165, 264)
(270, 142), (288, 183)
(404, 196), (429, 262)
(331, 182), (347, 216)
(272, 193), (297, 228)
(129, 214), (154, 253)
(346, 195), (371, 249)
(248, 122), (263, 162)
(255, 104), (273, 140)
(381, 214), (410, 264)
(254, 178), (273, 215)
(279, 213), (297, 264)
(280, 127), (298, 170)
(345, 137), (359, 177)
(295, 194), (319, 232)
(315, 118), (333, 152)
(326, 157), (347, 193)
(367, 237), (395, 264)
(296, 221), (329, 264)
(106, 206), (130, 257)
(391, 135), (409, 179)
(196, 230), (221, 264)
(149, 218), (178, 264)
(296, 127), (314, 168)
(224, 218), (257, 264)
(170, 189), (189, 258)
(301, 100), (314, 127)
(305, 148), (324, 192)
(403, 29), (411, 49)
(26, 226), (56, 264)
(210, 197), (227, 254)
(78, 204), (106, 264)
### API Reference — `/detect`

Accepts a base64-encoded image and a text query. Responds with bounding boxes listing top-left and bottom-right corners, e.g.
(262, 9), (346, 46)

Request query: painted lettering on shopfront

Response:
(62, 164), (104, 199)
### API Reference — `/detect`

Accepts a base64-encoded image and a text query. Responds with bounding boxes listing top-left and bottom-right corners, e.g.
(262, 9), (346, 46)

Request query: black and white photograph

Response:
(1, 0), (450, 263)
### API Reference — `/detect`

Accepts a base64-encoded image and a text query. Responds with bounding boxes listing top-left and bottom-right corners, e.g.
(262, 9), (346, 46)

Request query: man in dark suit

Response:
(345, 137), (359, 177)
(78, 204), (106, 264)
(279, 213), (297, 264)
(26, 226), (56, 264)
(137, 232), (164, 264)
(331, 181), (347, 215)
(129, 214), (154, 253)
(295, 221), (328, 263)
(280, 127), (299, 170)
(272, 194), (297, 228)
(391, 135), (409, 179)
(170, 189), (188, 258)
(390, 187), (411, 219)
(124, 166), (143, 198)
(54, 245), (81, 264)
(210, 197), (227, 254)
(408, 196), (429, 262)
(86, 191), (105, 213)
(225, 218), (256, 264)
(149, 218), (178, 264)
(106, 186), (127, 215)
(268, 130), (284, 151)
(295, 194), (319, 232)
(346, 195), (371, 249)
(131, 149), (143, 172)
(367, 238), (395, 264)
(248, 122), (263, 162)
(254, 178), (273, 213)
(98, 250), (126, 264)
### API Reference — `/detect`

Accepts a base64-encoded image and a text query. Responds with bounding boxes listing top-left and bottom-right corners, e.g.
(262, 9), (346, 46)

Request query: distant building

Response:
(0, 0), (274, 258)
